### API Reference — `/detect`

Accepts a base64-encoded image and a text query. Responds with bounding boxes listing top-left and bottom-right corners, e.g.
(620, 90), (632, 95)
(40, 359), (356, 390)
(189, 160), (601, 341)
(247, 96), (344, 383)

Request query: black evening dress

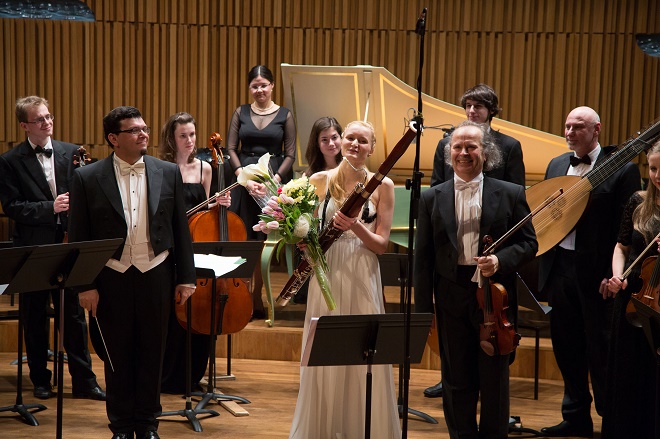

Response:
(161, 164), (210, 394)
(602, 192), (656, 439)
(227, 104), (296, 239)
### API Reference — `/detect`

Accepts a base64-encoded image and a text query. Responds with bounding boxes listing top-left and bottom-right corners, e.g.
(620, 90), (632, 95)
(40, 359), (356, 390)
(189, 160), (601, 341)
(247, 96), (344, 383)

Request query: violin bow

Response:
(619, 230), (660, 280)
(186, 182), (239, 217)
(482, 187), (564, 256)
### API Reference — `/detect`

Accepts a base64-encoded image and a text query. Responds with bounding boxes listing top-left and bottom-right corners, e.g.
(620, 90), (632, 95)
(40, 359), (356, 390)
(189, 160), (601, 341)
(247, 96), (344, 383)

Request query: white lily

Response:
(237, 153), (272, 187)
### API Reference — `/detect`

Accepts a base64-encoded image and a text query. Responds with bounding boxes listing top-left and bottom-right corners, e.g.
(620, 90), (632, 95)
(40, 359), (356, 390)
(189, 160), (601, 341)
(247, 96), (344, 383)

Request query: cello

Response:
(176, 133), (253, 335)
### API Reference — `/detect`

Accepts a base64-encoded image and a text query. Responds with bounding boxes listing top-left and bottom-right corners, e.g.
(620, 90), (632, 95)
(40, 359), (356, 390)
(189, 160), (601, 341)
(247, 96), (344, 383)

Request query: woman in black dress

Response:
(159, 112), (231, 393)
(604, 139), (660, 439)
(227, 65), (296, 317)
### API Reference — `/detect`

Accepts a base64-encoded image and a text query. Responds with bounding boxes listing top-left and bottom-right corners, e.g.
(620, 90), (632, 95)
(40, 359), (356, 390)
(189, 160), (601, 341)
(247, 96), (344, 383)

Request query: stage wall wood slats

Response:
(0, 0), (658, 173)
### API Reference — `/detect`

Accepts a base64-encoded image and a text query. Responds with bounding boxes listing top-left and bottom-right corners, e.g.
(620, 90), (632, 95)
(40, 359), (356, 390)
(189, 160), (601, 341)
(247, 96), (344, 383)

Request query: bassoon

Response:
(276, 126), (419, 306)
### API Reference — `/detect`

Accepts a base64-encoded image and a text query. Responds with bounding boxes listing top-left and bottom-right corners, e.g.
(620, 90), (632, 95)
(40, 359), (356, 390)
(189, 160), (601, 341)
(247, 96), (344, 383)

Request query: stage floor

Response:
(0, 353), (601, 438)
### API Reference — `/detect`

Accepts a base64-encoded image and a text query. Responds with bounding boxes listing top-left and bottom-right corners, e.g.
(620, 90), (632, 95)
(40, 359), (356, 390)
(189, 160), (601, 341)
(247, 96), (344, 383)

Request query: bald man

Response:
(538, 107), (640, 437)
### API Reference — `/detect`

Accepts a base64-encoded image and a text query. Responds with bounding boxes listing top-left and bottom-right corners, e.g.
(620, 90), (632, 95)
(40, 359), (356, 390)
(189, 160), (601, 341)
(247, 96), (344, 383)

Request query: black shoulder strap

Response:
(321, 188), (331, 229)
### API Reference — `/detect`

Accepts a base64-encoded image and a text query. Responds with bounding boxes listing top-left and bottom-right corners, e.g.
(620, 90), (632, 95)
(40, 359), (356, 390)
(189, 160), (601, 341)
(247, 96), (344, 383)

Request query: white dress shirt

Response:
(106, 155), (169, 273)
(29, 137), (57, 200)
(455, 173), (484, 266)
(559, 144), (601, 251)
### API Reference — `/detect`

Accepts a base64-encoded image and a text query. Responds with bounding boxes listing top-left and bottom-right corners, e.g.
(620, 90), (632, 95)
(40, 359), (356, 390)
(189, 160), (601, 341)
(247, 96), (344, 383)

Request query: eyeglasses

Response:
(115, 126), (151, 135)
(249, 83), (272, 91)
(26, 114), (54, 125)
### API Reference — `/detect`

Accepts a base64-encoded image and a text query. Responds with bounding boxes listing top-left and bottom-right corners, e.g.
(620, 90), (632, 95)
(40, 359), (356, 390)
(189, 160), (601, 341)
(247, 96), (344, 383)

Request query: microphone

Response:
(441, 126), (455, 138)
(415, 8), (427, 36)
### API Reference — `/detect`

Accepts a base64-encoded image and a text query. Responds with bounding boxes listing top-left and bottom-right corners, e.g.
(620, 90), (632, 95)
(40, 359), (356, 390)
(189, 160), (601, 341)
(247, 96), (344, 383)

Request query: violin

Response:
(476, 235), (520, 356)
(625, 255), (660, 327)
(72, 146), (92, 167)
(607, 230), (660, 327)
(175, 133), (253, 335)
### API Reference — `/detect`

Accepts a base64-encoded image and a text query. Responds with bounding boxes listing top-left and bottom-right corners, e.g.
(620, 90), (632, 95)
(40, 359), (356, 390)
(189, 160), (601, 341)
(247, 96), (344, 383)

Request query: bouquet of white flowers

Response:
(252, 175), (336, 311)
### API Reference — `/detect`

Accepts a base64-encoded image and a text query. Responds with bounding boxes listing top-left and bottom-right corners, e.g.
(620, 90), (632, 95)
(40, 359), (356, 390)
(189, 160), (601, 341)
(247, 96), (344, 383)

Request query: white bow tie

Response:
(455, 180), (479, 191)
(119, 161), (145, 176)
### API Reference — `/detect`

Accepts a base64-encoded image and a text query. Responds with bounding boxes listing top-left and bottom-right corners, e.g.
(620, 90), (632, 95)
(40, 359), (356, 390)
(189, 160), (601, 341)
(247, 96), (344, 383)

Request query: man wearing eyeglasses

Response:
(68, 106), (195, 439)
(0, 96), (106, 401)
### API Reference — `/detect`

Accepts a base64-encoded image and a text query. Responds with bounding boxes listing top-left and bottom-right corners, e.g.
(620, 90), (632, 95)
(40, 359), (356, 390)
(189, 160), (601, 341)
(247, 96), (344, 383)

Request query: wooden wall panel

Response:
(0, 0), (657, 168)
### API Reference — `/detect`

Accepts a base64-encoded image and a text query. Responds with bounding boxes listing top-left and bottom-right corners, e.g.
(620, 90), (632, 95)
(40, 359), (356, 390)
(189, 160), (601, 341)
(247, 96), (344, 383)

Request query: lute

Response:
(527, 118), (660, 255)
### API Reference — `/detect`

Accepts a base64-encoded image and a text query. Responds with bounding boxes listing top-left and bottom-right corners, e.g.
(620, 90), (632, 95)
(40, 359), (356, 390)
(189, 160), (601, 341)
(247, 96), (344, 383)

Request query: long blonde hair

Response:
(633, 139), (660, 243)
(327, 121), (376, 202)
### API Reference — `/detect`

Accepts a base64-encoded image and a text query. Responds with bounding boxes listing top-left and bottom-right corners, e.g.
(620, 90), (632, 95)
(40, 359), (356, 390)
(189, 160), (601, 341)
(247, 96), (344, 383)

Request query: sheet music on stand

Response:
(193, 254), (245, 277)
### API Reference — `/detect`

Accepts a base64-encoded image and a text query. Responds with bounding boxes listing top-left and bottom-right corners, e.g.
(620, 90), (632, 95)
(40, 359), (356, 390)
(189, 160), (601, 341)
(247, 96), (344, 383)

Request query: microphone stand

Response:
(401, 7), (429, 439)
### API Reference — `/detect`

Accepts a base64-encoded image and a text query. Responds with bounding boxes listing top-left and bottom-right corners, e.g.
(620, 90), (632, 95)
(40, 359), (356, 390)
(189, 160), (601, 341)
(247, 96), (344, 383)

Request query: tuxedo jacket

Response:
(67, 153), (195, 289)
(414, 177), (538, 314)
(0, 139), (78, 246)
(538, 146), (640, 295)
(430, 130), (526, 187)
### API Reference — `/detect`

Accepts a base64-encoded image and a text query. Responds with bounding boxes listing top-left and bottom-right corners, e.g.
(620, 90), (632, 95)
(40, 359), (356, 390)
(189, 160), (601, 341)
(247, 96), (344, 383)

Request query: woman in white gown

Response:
(289, 121), (401, 439)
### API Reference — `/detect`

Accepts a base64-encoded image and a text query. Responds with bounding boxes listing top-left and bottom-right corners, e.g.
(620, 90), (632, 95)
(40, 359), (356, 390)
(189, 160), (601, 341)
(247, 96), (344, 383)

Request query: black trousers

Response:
(543, 248), (612, 423)
(22, 286), (97, 391)
(96, 258), (174, 435)
(435, 266), (510, 439)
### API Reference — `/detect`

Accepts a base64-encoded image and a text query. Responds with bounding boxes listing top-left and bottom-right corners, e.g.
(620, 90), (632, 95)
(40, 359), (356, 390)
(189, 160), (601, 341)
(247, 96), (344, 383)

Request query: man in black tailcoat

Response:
(425, 83), (526, 399)
(538, 106), (640, 437)
(415, 121), (537, 438)
(0, 95), (105, 401)
(69, 106), (196, 439)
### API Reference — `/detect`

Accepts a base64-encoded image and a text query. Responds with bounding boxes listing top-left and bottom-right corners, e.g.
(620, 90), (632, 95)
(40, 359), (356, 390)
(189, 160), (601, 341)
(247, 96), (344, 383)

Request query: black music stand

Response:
(159, 288), (219, 432)
(189, 242), (262, 411)
(0, 239), (123, 439)
(160, 241), (262, 430)
(515, 271), (551, 402)
(303, 313), (433, 439)
(631, 298), (660, 439)
(378, 253), (437, 424)
(0, 245), (43, 426)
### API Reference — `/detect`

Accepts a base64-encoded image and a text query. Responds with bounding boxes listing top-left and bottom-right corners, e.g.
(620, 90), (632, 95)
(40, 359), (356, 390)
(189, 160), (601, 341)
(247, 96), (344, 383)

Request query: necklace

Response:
(343, 157), (368, 182)
(251, 101), (276, 114)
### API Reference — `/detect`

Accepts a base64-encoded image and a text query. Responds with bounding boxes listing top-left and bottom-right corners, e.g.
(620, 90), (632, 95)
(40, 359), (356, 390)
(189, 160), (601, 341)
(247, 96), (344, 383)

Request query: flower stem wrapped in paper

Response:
(252, 175), (336, 311)
(237, 153), (281, 208)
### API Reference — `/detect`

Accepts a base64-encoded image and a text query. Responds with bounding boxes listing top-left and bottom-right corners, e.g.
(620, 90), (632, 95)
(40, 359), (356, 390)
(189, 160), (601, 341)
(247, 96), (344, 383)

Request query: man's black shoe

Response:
(111, 433), (133, 439)
(33, 385), (54, 399)
(423, 381), (442, 398)
(73, 385), (106, 401)
(540, 420), (593, 437)
(137, 431), (160, 439)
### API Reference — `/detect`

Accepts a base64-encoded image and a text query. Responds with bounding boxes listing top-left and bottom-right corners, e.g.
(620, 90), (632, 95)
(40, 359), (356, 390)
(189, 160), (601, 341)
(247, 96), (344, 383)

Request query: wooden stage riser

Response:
(0, 320), (562, 381)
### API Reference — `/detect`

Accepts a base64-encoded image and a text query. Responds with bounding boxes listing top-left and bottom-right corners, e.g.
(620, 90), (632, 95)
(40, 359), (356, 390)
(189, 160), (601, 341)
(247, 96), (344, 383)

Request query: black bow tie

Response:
(569, 154), (591, 167)
(35, 145), (53, 158)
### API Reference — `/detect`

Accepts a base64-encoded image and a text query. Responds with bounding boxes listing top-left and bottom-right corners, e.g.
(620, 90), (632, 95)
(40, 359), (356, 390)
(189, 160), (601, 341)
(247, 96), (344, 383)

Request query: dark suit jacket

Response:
(414, 177), (538, 314)
(538, 146), (641, 295)
(430, 130), (526, 187)
(67, 154), (196, 289)
(0, 139), (78, 246)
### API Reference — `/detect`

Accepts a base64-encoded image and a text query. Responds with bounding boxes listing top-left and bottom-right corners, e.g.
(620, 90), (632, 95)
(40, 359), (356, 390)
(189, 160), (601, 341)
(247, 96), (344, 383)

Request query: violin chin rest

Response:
(480, 340), (496, 356)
